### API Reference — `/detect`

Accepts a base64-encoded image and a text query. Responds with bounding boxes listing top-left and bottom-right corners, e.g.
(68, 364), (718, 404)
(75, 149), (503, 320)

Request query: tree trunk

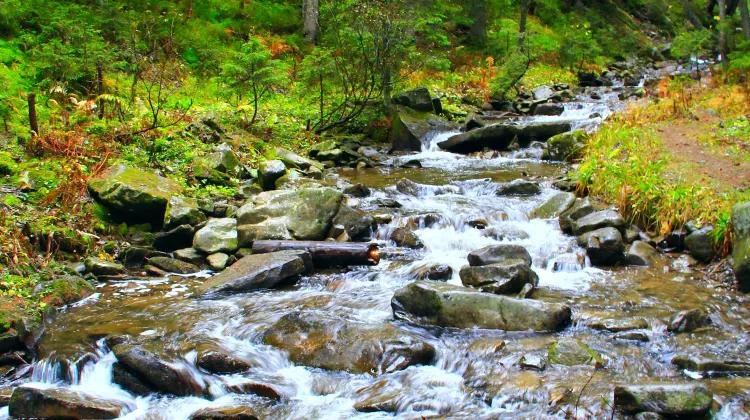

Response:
(718, 0), (729, 67)
(27, 93), (38, 137)
(96, 61), (104, 120)
(740, 0), (750, 38)
(467, 0), (488, 47)
(519, 0), (530, 48)
(382, 66), (392, 110)
(681, 0), (706, 29)
(251, 240), (381, 267)
(303, 0), (319, 45)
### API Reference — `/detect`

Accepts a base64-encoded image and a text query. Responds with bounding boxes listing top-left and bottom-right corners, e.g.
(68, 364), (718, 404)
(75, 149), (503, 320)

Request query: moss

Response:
(38, 275), (95, 307)
(0, 151), (18, 176)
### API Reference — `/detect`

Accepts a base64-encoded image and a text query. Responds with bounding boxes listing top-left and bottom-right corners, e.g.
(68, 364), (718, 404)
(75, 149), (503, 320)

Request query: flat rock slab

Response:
(9, 386), (133, 419)
(198, 250), (311, 296)
(614, 384), (712, 416)
(112, 344), (204, 397)
(672, 355), (750, 377)
(391, 281), (571, 332)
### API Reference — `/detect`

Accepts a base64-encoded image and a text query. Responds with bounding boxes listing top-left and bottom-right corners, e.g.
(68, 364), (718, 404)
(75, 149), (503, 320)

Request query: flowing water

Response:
(2, 79), (750, 419)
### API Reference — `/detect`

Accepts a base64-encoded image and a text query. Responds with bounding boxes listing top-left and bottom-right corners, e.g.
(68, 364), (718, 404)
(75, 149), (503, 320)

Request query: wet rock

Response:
(193, 218), (238, 254)
(190, 406), (260, 420)
(684, 225), (715, 263)
(732, 201), (750, 291)
(237, 188), (343, 241)
(263, 312), (435, 374)
(392, 281), (572, 332)
(390, 227), (424, 248)
(588, 318), (649, 332)
(197, 350), (253, 374)
(9, 386), (133, 419)
(112, 363), (154, 396)
(405, 213), (447, 229)
(519, 353), (547, 371)
(154, 224), (194, 252)
(559, 197), (598, 234)
(460, 260), (538, 294)
(258, 160), (287, 191)
(541, 130), (588, 162)
(353, 379), (401, 413)
(572, 209), (626, 236)
(147, 256), (200, 274)
(427, 264), (452, 280)
(121, 246), (166, 265)
(198, 250), (310, 296)
(273, 147), (322, 172)
(393, 87), (435, 112)
(468, 244), (532, 267)
(659, 227), (688, 252)
(207, 253), (230, 271)
(174, 248), (204, 265)
(438, 124), (517, 153)
(625, 241), (660, 266)
(496, 180), (541, 196)
(548, 338), (605, 367)
(530, 192), (576, 219)
(613, 384), (712, 416)
(88, 164), (183, 225)
(668, 308), (709, 333)
(343, 183), (371, 198)
(625, 225), (642, 243)
(671, 355), (750, 377)
(395, 178), (460, 196)
(225, 381), (285, 401)
(389, 106), (449, 152)
(373, 198), (402, 208)
(532, 102), (564, 116)
(481, 226), (530, 241)
(84, 257), (125, 277)
(614, 331), (650, 342)
(577, 227), (625, 266)
(112, 344), (204, 396)
(164, 196), (206, 230)
(331, 206), (374, 241)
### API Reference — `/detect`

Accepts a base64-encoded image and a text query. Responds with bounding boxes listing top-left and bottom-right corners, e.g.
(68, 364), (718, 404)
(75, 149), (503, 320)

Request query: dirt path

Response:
(657, 118), (750, 191)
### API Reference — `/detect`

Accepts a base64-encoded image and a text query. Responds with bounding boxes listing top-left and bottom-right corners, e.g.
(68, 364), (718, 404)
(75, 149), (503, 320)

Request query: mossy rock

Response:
(542, 130), (588, 162)
(0, 151), (18, 176)
(28, 218), (94, 254)
(36, 275), (95, 307)
(87, 164), (183, 225)
(548, 338), (605, 367)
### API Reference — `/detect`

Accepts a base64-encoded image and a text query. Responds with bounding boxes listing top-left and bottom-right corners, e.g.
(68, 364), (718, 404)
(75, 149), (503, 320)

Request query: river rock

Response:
(174, 248), (204, 265)
(112, 344), (204, 396)
(263, 312), (435, 374)
(533, 102), (564, 116)
(238, 219), (293, 243)
(671, 355), (750, 377)
(614, 331), (650, 342)
(559, 197), (598, 234)
(273, 147), (322, 172)
(207, 253), (230, 271)
(613, 384), (712, 416)
(542, 130), (588, 162)
(732, 201), (750, 291)
(395, 178), (460, 196)
(467, 244), (532, 267)
(390, 227), (424, 248)
(88, 164), (183, 225)
(425, 264), (452, 280)
(391, 281), (572, 332)
(198, 250), (310, 296)
(393, 87), (435, 112)
(193, 144), (243, 185)
(588, 318), (649, 332)
(9, 386), (133, 419)
(389, 106), (449, 152)
(164, 196), (206, 230)
(190, 406), (260, 420)
(154, 224), (194, 252)
(548, 338), (605, 367)
(572, 210), (626, 236)
(148, 256), (200, 274)
(438, 124), (517, 153)
(625, 241), (660, 266)
(496, 180), (541, 196)
(258, 160), (287, 191)
(197, 349), (253, 374)
(684, 225), (715, 263)
(343, 183), (371, 198)
(237, 188), (343, 242)
(460, 260), (538, 295)
(84, 257), (125, 276)
(668, 308), (709, 333)
(530, 192), (576, 219)
(331, 206), (374, 241)
(194, 218), (238, 254)
(577, 227), (625, 266)
(353, 379), (401, 413)
(225, 381), (286, 400)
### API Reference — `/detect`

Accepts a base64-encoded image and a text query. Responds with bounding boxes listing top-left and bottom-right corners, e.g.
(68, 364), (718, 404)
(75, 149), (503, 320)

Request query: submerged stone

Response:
(668, 308), (709, 333)
(548, 338), (605, 367)
(496, 180), (541, 196)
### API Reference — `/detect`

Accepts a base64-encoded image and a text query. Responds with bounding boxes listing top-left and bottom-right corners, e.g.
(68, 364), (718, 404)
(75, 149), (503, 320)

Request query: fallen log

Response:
(251, 241), (380, 267)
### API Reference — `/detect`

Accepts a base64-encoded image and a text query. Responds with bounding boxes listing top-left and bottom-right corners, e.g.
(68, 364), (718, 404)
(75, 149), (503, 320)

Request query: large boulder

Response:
(542, 130), (588, 162)
(389, 106), (449, 152)
(330, 205), (374, 241)
(684, 225), (715, 263)
(263, 312), (435, 374)
(438, 124), (518, 153)
(572, 209), (626, 236)
(613, 384), (712, 417)
(197, 250), (311, 296)
(731, 202), (750, 291)
(559, 197), (598, 234)
(236, 188), (343, 242)
(391, 281), (572, 332)
(625, 241), (660, 267)
(111, 344), (204, 396)
(258, 160), (287, 191)
(9, 386), (133, 419)
(164, 196), (206, 230)
(530, 192), (576, 219)
(577, 227), (625, 266)
(153, 224), (194, 252)
(393, 87), (435, 112)
(467, 244), (532, 267)
(193, 218), (238, 254)
(460, 260), (538, 295)
(88, 164), (183, 225)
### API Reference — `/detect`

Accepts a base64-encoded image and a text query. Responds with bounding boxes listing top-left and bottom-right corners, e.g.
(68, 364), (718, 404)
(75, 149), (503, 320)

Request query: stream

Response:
(2, 68), (750, 419)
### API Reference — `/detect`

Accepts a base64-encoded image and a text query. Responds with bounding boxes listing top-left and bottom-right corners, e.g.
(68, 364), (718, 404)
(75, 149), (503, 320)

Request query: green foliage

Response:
(671, 29), (714, 60)
(492, 53), (530, 98)
(729, 40), (750, 73)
